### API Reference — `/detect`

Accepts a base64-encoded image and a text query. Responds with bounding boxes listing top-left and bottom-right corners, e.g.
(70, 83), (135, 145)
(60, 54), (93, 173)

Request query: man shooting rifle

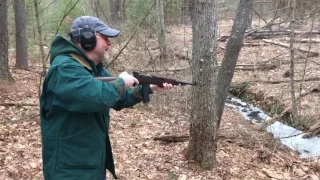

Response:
(39, 16), (195, 180)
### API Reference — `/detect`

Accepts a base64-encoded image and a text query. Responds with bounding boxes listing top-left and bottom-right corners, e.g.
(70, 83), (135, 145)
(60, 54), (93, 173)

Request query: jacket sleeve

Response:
(102, 69), (151, 110)
(112, 86), (144, 110)
(46, 62), (126, 113)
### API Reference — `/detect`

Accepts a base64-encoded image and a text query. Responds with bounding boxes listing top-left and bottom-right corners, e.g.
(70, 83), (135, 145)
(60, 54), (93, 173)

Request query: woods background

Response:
(0, 0), (320, 179)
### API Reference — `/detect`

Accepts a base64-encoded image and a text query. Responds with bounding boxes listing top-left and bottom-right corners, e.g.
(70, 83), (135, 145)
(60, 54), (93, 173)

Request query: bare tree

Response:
(187, 0), (253, 169)
(34, 0), (46, 72)
(289, 0), (298, 122)
(0, 0), (15, 83)
(156, 0), (166, 58)
(14, 0), (29, 70)
(216, 0), (253, 129)
(186, 0), (218, 169)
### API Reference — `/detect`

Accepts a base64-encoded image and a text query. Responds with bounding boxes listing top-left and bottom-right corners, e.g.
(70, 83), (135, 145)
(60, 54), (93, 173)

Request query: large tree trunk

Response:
(156, 0), (166, 59)
(0, 0), (15, 83)
(109, 0), (121, 27)
(186, 0), (218, 169)
(14, 0), (29, 70)
(215, 0), (253, 129)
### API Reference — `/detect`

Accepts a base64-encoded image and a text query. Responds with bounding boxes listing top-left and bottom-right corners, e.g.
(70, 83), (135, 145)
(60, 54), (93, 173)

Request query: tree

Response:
(14, 0), (29, 69)
(0, 0), (15, 83)
(186, 0), (218, 169)
(187, 0), (253, 169)
(33, 0), (46, 72)
(156, 0), (167, 58)
(109, 0), (121, 27)
(215, 0), (253, 129)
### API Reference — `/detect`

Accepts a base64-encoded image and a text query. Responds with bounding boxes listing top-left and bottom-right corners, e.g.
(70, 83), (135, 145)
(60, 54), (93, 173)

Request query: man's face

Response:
(93, 33), (111, 63)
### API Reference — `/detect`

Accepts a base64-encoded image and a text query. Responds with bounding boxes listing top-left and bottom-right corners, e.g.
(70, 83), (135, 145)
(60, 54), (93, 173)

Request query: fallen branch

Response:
(153, 135), (189, 142)
(243, 42), (269, 46)
(235, 64), (278, 71)
(250, 77), (320, 84)
(262, 39), (319, 57)
(153, 134), (232, 143)
(219, 42), (269, 49)
(280, 37), (320, 43)
(247, 30), (320, 37)
(0, 103), (38, 107)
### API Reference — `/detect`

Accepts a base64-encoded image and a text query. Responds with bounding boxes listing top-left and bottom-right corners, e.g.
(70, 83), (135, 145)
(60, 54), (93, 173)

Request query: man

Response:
(40, 16), (172, 180)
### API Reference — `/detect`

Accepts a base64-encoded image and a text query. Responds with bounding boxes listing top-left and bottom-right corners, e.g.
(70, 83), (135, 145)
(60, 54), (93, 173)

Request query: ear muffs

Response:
(79, 28), (96, 51)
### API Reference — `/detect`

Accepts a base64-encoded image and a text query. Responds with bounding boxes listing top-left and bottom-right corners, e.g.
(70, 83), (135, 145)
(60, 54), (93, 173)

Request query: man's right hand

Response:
(119, 71), (139, 89)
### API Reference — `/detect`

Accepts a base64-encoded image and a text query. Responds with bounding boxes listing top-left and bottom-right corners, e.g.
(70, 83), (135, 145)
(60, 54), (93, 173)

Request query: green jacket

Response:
(40, 35), (145, 180)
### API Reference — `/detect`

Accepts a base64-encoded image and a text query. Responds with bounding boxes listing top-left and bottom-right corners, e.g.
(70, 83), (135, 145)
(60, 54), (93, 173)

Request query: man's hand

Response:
(119, 71), (139, 90)
(150, 83), (173, 93)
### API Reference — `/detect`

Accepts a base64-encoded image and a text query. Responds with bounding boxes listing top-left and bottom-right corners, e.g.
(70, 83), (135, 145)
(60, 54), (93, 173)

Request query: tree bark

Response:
(0, 0), (15, 83)
(186, 0), (218, 169)
(215, 0), (253, 129)
(14, 0), (29, 70)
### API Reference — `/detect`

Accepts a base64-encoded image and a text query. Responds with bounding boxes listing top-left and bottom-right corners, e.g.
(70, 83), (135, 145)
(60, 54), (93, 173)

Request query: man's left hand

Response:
(150, 83), (173, 93)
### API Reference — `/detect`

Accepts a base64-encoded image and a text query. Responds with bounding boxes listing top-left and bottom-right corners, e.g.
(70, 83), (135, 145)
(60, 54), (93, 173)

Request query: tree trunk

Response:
(216, 0), (253, 129)
(186, 0), (218, 169)
(0, 0), (15, 83)
(120, 0), (126, 21)
(289, 0), (298, 121)
(109, 0), (121, 27)
(247, 8), (253, 29)
(156, 0), (166, 59)
(14, 0), (29, 70)
(33, 0), (46, 72)
(93, 0), (100, 18)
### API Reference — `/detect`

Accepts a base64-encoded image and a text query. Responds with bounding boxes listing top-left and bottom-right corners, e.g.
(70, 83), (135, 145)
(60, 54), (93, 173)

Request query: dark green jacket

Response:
(40, 35), (145, 180)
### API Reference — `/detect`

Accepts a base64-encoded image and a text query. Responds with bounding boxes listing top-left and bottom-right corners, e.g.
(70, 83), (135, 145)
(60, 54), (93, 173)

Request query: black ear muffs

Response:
(79, 28), (96, 51)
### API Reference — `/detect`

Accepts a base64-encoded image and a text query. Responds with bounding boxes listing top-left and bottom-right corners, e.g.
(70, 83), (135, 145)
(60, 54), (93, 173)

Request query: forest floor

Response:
(1, 19), (320, 179)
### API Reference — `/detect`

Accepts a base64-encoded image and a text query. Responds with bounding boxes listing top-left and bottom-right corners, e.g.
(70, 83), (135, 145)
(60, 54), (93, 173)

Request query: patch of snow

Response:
(226, 97), (320, 160)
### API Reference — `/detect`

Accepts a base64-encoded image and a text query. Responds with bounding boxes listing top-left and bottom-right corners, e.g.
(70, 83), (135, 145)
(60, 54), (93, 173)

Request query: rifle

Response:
(95, 72), (196, 103)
